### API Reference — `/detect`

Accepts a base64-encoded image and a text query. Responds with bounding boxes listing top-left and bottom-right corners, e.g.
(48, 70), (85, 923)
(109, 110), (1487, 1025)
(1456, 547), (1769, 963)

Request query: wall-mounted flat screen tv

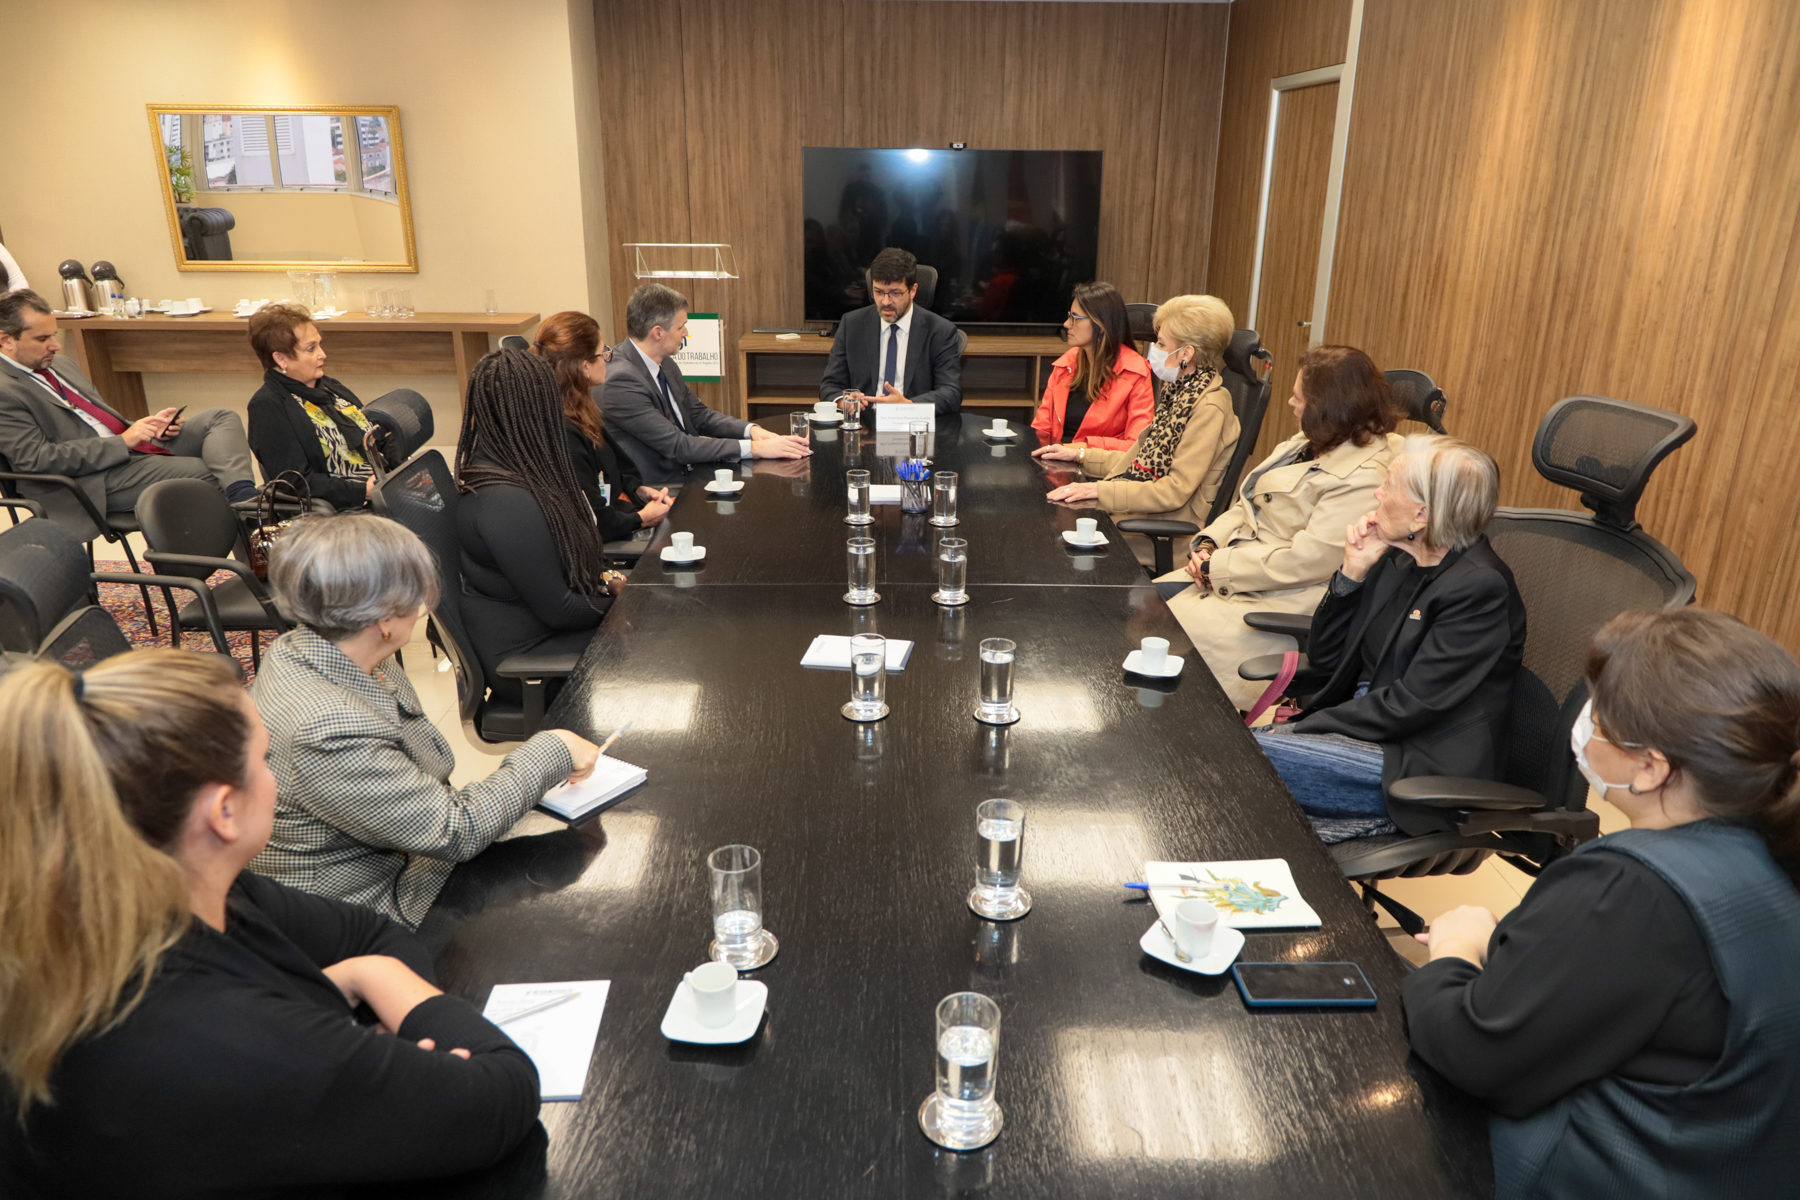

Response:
(803, 147), (1103, 326)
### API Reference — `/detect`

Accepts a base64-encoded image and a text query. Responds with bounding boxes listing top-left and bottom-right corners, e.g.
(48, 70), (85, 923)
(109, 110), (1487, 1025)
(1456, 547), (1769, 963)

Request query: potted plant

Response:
(166, 144), (195, 205)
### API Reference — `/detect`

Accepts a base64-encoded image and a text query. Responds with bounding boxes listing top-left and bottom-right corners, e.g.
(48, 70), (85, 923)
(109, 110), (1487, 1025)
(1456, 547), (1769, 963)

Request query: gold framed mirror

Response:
(146, 104), (417, 273)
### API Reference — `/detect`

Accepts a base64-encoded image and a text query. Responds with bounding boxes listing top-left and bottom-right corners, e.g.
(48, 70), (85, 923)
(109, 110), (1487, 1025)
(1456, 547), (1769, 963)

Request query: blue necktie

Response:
(882, 322), (899, 393)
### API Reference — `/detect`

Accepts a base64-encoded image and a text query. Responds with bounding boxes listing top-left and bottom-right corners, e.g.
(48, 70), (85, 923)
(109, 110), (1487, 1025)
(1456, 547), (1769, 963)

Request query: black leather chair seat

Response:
(176, 574), (286, 629)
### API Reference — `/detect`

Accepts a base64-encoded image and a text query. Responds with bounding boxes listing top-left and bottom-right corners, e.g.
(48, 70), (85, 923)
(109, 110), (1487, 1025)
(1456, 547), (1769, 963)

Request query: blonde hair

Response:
(1151, 294), (1234, 374)
(0, 651), (249, 1115)
(1393, 433), (1500, 551)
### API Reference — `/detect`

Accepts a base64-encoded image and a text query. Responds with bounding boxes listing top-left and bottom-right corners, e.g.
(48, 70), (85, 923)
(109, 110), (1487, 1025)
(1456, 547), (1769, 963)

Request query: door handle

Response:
(1296, 321), (1312, 328)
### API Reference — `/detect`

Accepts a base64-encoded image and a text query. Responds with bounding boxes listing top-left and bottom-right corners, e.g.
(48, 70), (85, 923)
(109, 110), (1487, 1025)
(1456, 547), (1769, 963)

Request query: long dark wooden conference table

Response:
(402, 416), (1491, 1199)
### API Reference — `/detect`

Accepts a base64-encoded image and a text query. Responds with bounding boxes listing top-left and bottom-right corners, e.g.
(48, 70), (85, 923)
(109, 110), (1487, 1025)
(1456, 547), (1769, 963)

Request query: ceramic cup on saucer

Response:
(988, 419), (1009, 436)
(684, 961), (738, 1028)
(1139, 637), (1169, 673)
(1172, 899), (1218, 960)
(814, 401), (838, 420)
(671, 532), (696, 557)
(1075, 517), (1100, 544)
(714, 469), (734, 488)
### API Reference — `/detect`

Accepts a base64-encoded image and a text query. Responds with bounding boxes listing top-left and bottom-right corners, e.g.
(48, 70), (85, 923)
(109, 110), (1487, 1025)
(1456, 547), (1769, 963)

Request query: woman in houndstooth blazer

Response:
(249, 513), (600, 927)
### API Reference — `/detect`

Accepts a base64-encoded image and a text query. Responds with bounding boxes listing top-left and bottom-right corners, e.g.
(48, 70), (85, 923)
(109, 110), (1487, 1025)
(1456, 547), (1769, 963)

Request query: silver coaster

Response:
(844, 591), (881, 606)
(967, 885), (1032, 921)
(841, 701), (890, 722)
(710, 928), (779, 971)
(972, 704), (1020, 725)
(918, 1093), (1003, 1150)
(931, 590), (970, 606)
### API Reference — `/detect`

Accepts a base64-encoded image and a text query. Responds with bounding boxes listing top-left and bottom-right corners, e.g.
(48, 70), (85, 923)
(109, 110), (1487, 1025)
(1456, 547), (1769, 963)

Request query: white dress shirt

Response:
(0, 242), (26, 295)
(629, 340), (753, 459)
(877, 303), (915, 397)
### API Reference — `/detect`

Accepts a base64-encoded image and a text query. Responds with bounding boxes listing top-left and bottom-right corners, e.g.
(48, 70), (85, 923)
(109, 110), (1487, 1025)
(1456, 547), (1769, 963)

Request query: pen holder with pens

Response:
(898, 459), (932, 513)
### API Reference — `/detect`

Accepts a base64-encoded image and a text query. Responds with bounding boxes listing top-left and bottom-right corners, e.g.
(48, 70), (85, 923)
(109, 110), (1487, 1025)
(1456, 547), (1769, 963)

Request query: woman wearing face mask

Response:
(1041, 295), (1239, 562)
(1253, 434), (1525, 840)
(1405, 607), (1800, 1199)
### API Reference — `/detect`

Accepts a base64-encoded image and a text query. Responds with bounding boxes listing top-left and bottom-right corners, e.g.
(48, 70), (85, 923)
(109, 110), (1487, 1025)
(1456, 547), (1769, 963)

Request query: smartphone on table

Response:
(1232, 962), (1378, 1009)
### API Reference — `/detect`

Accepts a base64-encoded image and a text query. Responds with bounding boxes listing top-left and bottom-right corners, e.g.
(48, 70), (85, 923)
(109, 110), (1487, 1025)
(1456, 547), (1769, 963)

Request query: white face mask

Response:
(1147, 343), (1185, 383)
(1570, 698), (1637, 798)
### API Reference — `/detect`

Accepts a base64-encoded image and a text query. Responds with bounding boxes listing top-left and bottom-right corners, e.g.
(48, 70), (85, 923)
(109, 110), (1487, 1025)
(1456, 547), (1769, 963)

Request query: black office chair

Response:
(135, 479), (290, 667)
(0, 448), (164, 636)
(1386, 369), (1448, 434)
(1238, 395), (1698, 931)
(373, 450), (575, 743)
(0, 517), (227, 668)
(361, 388), (435, 480)
(1124, 302), (1158, 352)
(1115, 329), (1274, 575)
(498, 334), (531, 352)
(862, 264), (939, 310)
(953, 327), (969, 357)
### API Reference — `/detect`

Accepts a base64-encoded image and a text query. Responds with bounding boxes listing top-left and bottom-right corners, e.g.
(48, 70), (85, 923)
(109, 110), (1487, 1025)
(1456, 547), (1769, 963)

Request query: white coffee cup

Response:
(684, 960), (738, 1028)
(1139, 637), (1169, 673)
(714, 468), (734, 487)
(186, 297), (204, 312)
(671, 531), (695, 555)
(157, 299), (172, 312)
(1172, 898), (1219, 960)
(989, 418), (1009, 434)
(815, 401), (837, 418)
(1075, 517), (1099, 541)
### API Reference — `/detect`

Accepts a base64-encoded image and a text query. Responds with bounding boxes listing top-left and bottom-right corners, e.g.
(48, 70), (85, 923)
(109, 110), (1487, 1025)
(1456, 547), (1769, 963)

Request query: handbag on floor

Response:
(247, 471), (312, 580)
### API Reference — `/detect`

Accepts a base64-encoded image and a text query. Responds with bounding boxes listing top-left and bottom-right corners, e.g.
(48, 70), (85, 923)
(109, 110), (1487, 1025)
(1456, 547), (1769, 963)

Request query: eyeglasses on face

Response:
(1065, 311), (1093, 323)
(589, 344), (615, 364)
(872, 286), (912, 302)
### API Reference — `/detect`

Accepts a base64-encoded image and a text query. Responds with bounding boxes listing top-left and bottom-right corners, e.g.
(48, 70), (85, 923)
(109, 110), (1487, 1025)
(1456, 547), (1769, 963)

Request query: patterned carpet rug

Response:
(95, 560), (265, 680)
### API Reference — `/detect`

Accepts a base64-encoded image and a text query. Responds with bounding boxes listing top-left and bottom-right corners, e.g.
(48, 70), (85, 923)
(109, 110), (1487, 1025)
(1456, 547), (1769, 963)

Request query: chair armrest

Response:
(91, 572), (230, 654)
(142, 551), (291, 629)
(0, 469), (111, 526)
(1113, 519), (1200, 539)
(1239, 652), (1307, 681)
(1387, 776), (1547, 811)
(1243, 612), (1313, 638)
(0, 497), (46, 519)
(494, 653), (581, 679)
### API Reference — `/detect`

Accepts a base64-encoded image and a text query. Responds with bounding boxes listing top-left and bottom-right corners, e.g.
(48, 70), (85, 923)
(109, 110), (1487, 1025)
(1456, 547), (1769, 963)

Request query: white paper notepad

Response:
(483, 980), (611, 1101)
(1144, 859), (1322, 929)
(538, 755), (646, 821)
(801, 634), (913, 671)
(868, 484), (903, 505)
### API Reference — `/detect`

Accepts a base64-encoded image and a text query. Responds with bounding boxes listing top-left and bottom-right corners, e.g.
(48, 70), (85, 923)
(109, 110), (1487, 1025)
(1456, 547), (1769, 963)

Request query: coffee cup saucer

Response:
(983, 427), (1018, 440)
(808, 412), (843, 426)
(1139, 918), (1245, 976)
(1062, 530), (1107, 548)
(660, 978), (768, 1044)
(703, 479), (744, 494)
(1123, 650), (1184, 678)
(660, 545), (706, 563)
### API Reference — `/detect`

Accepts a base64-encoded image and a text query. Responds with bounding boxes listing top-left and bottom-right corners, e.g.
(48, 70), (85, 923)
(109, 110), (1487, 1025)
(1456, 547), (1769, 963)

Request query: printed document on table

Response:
(801, 634), (912, 671)
(1143, 859), (1322, 929)
(482, 980), (611, 1102)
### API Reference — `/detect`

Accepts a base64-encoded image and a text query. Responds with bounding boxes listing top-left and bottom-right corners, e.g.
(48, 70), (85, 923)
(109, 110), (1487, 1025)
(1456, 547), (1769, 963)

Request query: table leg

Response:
(453, 330), (492, 397)
(66, 327), (149, 419)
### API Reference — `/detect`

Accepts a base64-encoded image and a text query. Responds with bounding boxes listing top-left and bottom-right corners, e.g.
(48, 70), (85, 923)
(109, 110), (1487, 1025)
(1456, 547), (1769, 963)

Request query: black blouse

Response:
(563, 422), (648, 542)
(1402, 844), (1727, 1119)
(1062, 385), (1094, 442)
(1, 871), (539, 1198)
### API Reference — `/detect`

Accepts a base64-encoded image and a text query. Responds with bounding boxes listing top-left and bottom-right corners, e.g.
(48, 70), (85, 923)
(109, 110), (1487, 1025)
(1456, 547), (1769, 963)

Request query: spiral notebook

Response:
(537, 755), (647, 821)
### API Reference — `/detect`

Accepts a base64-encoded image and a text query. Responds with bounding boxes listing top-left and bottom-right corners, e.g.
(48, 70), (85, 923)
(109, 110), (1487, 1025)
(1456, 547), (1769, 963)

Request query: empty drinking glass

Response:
(397, 288), (414, 318)
(708, 843), (778, 969)
(918, 991), (1004, 1150)
(930, 471), (959, 527)
(791, 411), (810, 439)
(968, 798), (1030, 920)
(842, 633), (889, 722)
(933, 537), (968, 606)
(974, 638), (1019, 725)
(845, 536), (879, 606)
(845, 469), (873, 525)
(484, 289), (499, 315)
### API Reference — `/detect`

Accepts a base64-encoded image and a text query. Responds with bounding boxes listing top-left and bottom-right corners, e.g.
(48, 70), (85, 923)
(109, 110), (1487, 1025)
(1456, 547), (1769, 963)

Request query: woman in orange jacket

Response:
(1030, 281), (1155, 457)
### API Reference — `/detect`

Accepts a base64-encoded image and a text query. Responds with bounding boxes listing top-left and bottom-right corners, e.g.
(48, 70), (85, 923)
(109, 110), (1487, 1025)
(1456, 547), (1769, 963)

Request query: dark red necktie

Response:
(35, 367), (169, 455)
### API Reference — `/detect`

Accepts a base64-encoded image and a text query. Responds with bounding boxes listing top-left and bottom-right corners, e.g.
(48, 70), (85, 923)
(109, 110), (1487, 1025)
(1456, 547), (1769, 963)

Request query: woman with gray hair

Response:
(249, 512), (599, 927)
(1253, 434), (1527, 843)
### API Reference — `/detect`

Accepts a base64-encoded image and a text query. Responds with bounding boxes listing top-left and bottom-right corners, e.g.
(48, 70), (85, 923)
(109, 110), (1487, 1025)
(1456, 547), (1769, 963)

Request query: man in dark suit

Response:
(0, 291), (256, 541)
(820, 247), (963, 416)
(599, 283), (811, 485)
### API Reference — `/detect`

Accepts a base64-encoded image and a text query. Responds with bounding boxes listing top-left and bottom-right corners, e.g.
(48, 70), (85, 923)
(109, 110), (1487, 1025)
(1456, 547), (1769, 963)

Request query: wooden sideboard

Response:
(58, 311), (538, 419)
(736, 331), (1066, 420)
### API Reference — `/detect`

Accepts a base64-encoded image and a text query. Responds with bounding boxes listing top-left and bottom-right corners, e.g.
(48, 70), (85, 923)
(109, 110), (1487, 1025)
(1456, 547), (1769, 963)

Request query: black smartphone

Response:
(1232, 962), (1378, 1009)
(158, 405), (187, 439)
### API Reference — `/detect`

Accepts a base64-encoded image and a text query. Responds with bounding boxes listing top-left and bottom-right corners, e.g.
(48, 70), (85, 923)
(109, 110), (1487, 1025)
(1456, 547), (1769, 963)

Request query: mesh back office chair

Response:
(1386, 369), (1448, 434)
(135, 479), (290, 667)
(361, 389), (435, 481)
(953, 327), (969, 357)
(1124, 302), (1158, 352)
(373, 450), (577, 744)
(0, 517), (227, 670)
(498, 334), (530, 352)
(861, 264), (939, 310)
(1115, 329), (1275, 575)
(0, 449), (164, 636)
(1238, 395), (1697, 930)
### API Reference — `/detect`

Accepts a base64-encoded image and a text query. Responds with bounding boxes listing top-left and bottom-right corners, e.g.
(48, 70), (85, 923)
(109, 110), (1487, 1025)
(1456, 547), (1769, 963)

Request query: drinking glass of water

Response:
(930, 471), (959, 527)
(974, 637), (1019, 724)
(968, 798), (1030, 920)
(918, 991), (1004, 1150)
(841, 633), (889, 722)
(910, 420), (931, 460)
(708, 843), (778, 970)
(791, 411), (810, 439)
(933, 537), (968, 606)
(845, 536), (879, 606)
(845, 469), (873, 525)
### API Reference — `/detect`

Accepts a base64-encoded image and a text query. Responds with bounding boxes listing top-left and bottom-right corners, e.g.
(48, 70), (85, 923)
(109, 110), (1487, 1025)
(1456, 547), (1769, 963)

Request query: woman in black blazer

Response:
(531, 310), (673, 539)
(245, 302), (381, 510)
(1255, 434), (1526, 841)
(0, 651), (539, 1198)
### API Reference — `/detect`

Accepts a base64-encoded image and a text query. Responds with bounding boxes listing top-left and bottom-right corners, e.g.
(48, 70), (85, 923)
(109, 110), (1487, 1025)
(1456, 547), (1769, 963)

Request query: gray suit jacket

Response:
(0, 354), (133, 536)
(597, 343), (749, 484)
(819, 303), (964, 414)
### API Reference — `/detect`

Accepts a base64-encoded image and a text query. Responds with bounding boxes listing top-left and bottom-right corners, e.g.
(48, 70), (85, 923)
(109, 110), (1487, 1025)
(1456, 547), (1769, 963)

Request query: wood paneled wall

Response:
(591, 0), (1230, 414)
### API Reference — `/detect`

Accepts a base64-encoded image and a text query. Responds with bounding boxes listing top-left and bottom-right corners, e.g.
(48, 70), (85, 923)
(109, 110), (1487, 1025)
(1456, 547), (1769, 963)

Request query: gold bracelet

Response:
(1077, 445), (1086, 463)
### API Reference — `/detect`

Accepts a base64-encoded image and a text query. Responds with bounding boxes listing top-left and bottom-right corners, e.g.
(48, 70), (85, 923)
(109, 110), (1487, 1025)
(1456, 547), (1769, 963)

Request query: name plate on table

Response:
(872, 403), (936, 431)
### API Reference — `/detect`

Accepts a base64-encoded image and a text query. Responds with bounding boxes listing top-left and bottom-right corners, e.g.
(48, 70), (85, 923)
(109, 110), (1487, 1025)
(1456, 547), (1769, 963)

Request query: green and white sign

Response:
(674, 312), (722, 382)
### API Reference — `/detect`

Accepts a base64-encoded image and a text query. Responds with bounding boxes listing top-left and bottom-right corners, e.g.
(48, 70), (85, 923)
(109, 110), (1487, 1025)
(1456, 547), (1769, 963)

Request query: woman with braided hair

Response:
(455, 347), (620, 703)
